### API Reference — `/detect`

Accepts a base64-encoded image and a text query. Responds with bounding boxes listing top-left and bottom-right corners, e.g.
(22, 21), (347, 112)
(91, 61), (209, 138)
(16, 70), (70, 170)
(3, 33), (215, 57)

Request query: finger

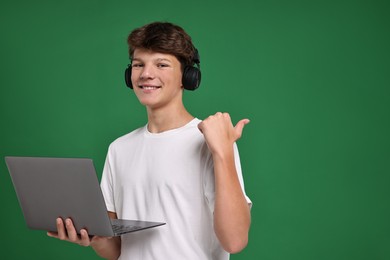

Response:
(222, 112), (231, 119)
(234, 119), (250, 138)
(65, 218), (79, 242)
(79, 229), (91, 247)
(197, 122), (204, 133)
(56, 218), (67, 240)
(47, 231), (58, 238)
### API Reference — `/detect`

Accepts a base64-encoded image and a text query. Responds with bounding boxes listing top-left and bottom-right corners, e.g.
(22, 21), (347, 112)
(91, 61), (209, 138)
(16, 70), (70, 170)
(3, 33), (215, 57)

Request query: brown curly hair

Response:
(127, 22), (197, 68)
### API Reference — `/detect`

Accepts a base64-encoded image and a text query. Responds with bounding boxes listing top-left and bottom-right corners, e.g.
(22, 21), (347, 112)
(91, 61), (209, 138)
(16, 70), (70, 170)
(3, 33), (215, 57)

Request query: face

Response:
(131, 48), (184, 110)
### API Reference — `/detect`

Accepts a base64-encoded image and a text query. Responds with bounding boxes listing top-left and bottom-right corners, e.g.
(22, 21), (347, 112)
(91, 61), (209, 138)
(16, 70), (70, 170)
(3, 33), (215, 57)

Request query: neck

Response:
(146, 103), (194, 133)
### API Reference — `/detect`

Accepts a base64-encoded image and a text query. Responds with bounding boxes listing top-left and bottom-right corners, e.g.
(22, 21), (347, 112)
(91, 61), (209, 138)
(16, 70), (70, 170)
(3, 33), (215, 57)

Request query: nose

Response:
(139, 64), (155, 80)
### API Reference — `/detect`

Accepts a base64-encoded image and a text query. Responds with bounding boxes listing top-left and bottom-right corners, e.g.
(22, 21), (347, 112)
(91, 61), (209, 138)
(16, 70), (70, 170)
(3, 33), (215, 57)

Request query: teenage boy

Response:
(48, 21), (252, 260)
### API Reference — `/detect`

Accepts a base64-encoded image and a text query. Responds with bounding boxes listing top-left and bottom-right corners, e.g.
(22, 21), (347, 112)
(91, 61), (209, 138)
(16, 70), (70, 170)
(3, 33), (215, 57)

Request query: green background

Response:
(1, 0), (389, 259)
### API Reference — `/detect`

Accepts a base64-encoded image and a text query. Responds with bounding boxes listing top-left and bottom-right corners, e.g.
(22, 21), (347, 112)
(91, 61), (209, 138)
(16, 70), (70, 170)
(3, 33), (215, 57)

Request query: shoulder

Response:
(108, 125), (146, 151)
(175, 118), (204, 140)
(184, 118), (202, 132)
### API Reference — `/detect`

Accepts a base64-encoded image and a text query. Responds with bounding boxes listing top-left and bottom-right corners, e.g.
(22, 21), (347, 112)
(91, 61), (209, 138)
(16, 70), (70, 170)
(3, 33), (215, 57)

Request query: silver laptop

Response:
(5, 156), (165, 236)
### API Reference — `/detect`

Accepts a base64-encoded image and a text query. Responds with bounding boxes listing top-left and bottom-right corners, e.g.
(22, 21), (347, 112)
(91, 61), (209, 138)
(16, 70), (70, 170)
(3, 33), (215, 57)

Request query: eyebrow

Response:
(156, 58), (172, 63)
(132, 57), (172, 63)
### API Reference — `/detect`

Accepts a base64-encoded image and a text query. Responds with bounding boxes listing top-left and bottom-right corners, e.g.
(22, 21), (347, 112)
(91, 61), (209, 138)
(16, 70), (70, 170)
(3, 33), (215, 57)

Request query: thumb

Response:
(234, 119), (250, 139)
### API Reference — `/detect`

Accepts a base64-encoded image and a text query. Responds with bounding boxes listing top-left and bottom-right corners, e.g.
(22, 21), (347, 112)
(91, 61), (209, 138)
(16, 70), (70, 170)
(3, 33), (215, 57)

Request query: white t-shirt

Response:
(100, 118), (251, 260)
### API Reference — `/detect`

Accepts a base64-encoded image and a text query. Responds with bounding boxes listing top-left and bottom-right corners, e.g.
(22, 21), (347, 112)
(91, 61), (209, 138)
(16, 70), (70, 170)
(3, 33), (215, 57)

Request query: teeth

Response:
(141, 86), (159, 90)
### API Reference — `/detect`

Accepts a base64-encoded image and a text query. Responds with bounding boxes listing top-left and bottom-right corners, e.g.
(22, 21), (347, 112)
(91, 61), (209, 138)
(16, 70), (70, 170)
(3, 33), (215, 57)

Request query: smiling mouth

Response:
(139, 85), (161, 90)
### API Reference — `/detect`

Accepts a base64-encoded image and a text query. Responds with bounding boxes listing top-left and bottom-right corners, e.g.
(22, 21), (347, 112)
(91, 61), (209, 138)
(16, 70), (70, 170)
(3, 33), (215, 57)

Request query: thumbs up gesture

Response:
(198, 112), (250, 157)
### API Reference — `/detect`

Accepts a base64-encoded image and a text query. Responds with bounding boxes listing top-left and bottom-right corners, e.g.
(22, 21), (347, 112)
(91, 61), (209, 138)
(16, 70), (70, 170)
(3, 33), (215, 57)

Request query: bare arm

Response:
(47, 211), (121, 260)
(198, 112), (251, 253)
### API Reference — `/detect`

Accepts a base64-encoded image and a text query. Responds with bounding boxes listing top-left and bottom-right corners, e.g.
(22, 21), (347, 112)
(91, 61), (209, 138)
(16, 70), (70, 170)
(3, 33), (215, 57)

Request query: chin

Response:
(138, 99), (160, 109)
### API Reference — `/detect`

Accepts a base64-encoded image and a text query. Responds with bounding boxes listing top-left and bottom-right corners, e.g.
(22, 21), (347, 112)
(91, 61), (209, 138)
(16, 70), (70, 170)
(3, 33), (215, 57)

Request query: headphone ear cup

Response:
(125, 65), (133, 89)
(182, 66), (201, 91)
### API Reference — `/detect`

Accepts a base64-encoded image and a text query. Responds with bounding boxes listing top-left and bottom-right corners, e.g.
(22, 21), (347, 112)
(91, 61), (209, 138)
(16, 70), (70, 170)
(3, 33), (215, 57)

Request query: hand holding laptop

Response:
(48, 217), (121, 259)
(47, 217), (101, 246)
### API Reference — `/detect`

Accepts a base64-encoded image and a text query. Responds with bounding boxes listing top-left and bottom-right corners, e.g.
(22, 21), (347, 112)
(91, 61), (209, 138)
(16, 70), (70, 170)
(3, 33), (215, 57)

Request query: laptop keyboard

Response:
(112, 224), (143, 233)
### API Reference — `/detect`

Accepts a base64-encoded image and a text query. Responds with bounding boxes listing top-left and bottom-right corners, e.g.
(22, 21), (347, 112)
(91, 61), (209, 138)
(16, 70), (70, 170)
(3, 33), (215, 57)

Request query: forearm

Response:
(213, 149), (251, 254)
(91, 237), (121, 260)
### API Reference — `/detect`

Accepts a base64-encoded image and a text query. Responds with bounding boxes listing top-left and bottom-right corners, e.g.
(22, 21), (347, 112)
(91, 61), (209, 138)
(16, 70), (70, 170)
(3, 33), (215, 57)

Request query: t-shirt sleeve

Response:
(100, 146), (116, 213)
(232, 143), (252, 208)
(204, 142), (252, 213)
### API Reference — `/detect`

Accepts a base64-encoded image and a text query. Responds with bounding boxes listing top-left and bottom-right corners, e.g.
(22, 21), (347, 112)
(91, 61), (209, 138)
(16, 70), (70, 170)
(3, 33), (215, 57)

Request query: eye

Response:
(132, 63), (144, 68)
(157, 63), (169, 68)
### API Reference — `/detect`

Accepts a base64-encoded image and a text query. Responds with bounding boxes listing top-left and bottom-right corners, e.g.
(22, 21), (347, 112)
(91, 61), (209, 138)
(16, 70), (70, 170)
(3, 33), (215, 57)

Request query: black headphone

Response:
(124, 49), (201, 91)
